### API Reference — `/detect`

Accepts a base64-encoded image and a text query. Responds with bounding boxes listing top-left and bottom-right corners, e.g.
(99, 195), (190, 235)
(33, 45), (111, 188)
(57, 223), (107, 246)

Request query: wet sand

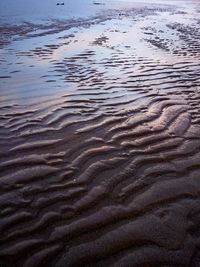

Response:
(1, 0), (200, 266)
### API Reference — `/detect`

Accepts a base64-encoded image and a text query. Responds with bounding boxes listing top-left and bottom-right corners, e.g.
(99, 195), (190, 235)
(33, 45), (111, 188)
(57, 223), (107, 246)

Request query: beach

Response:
(0, 0), (200, 266)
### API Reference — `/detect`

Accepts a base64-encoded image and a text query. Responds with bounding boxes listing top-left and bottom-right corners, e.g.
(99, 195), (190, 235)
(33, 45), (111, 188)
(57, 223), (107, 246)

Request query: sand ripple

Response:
(1, 1), (200, 266)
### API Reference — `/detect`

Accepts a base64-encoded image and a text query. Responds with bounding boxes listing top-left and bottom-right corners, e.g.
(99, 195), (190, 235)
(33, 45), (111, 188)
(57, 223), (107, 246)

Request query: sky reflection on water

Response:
(0, 0), (184, 23)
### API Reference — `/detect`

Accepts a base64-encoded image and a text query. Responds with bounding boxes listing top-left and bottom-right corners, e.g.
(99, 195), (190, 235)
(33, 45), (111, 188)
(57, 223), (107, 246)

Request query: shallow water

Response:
(1, 0), (200, 266)
(0, 0), (100, 22)
(0, 0), (154, 23)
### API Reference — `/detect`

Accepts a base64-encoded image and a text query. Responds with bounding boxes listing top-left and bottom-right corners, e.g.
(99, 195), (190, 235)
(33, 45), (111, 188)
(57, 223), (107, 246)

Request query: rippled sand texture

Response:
(1, 1), (200, 266)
